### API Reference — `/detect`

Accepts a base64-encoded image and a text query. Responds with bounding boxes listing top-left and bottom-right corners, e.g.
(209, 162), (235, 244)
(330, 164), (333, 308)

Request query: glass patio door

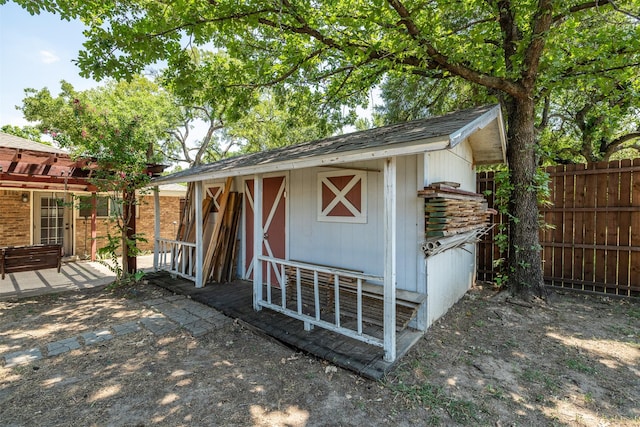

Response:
(35, 193), (73, 256)
(39, 196), (64, 245)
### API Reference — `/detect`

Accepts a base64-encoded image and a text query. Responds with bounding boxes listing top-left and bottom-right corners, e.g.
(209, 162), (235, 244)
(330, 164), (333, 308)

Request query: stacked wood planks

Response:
(418, 182), (494, 238)
(284, 265), (425, 331)
(175, 177), (242, 284)
(203, 189), (242, 283)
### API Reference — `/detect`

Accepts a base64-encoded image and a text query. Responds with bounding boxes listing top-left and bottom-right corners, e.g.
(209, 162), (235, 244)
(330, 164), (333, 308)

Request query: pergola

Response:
(0, 135), (166, 267)
(0, 146), (98, 192)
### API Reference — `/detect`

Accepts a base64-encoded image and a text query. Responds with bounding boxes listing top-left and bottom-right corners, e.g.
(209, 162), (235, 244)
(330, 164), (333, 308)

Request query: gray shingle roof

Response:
(0, 132), (68, 154)
(154, 105), (504, 184)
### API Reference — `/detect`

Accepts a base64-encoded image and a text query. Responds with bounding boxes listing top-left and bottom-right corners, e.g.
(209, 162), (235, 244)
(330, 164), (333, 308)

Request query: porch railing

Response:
(155, 238), (197, 281)
(256, 256), (385, 348)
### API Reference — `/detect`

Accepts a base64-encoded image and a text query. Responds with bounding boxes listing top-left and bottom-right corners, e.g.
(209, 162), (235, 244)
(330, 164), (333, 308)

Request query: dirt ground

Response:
(0, 282), (638, 426)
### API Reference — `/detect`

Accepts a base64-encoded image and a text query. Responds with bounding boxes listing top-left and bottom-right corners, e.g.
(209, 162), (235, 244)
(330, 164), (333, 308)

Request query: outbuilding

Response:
(151, 105), (507, 367)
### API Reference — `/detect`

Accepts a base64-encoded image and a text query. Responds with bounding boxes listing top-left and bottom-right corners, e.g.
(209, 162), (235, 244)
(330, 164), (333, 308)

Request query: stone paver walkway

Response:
(1, 295), (231, 368)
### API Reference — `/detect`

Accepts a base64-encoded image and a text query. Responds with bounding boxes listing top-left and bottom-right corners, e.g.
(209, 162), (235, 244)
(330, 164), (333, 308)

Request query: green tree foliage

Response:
(376, 74), (497, 125)
(0, 124), (49, 143)
(9, 0), (638, 298)
(224, 89), (337, 155)
(18, 76), (182, 279)
(538, 73), (640, 163)
(158, 50), (335, 166)
(159, 50), (259, 166)
(19, 77), (180, 164)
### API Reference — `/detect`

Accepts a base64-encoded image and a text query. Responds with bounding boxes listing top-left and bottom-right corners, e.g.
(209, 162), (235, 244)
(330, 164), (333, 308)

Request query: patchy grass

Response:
(1, 284), (638, 426)
(565, 358), (597, 374)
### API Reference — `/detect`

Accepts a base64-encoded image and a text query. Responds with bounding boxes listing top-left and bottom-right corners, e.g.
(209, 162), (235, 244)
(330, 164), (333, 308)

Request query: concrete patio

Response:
(0, 254), (156, 300)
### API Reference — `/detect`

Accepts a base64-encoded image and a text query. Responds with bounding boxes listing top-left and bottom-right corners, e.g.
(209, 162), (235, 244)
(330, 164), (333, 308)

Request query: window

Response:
(76, 196), (139, 218)
(317, 170), (367, 223)
(40, 197), (64, 244)
(78, 196), (109, 217)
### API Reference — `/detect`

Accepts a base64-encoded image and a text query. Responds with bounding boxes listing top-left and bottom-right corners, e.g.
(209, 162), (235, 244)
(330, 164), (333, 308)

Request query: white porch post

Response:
(253, 174), (263, 311)
(194, 180), (204, 288)
(415, 154), (428, 331)
(153, 185), (160, 271)
(383, 157), (397, 362)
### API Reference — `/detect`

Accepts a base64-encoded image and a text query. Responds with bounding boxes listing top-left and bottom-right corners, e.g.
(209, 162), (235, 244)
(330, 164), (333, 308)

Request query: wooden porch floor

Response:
(145, 271), (423, 380)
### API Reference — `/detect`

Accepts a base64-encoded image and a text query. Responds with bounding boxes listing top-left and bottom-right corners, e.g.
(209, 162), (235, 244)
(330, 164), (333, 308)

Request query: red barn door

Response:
(244, 175), (287, 285)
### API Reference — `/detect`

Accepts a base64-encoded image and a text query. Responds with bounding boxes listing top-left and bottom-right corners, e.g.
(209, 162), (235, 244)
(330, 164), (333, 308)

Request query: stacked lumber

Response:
(204, 190), (242, 283)
(284, 266), (424, 331)
(173, 182), (214, 271)
(174, 177), (242, 284)
(419, 182), (494, 238)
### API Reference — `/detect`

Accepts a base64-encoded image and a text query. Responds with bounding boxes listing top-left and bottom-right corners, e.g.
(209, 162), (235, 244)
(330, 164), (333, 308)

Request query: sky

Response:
(0, 2), (375, 140)
(0, 3), (100, 128)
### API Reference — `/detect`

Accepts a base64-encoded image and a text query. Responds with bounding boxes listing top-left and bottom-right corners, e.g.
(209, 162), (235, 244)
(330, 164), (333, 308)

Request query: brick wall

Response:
(137, 195), (182, 251)
(73, 194), (182, 258)
(0, 190), (32, 247)
(74, 216), (116, 259)
(0, 189), (182, 256)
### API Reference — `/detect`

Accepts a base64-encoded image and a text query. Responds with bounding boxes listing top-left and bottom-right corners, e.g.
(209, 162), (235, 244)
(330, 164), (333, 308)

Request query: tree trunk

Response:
(123, 187), (137, 275)
(505, 97), (547, 299)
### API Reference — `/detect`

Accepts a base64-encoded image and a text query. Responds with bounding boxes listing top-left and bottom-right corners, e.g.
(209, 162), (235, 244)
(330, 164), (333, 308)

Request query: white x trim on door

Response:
(207, 185), (223, 211)
(245, 177), (286, 285)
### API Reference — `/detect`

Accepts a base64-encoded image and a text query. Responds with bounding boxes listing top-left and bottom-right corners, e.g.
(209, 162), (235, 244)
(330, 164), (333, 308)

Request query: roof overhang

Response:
(450, 105), (507, 165)
(0, 141), (170, 192)
(154, 136), (451, 185)
(152, 104), (507, 186)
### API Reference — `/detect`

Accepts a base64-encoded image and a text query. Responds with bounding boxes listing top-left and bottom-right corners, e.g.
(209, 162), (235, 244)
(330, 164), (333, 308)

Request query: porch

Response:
(152, 157), (411, 363)
(145, 270), (423, 380)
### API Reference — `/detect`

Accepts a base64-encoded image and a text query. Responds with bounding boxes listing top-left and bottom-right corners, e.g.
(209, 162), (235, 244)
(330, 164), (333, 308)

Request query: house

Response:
(0, 132), (185, 260)
(150, 104), (507, 363)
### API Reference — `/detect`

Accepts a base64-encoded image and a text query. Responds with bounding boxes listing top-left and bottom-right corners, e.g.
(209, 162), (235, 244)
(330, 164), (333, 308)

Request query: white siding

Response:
(287, 157), (421, 292)
(227, 141), (480, 329)
(289, 161), (383, 276)
(425, 248), (475, 325)
(424, 139), (477, 327)
(425, 141), (475, 191)
(394, 156), (422, 293)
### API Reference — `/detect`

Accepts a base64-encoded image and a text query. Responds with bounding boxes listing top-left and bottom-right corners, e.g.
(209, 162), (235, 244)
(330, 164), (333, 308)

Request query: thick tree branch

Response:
(496, 0), (520, 74)
(609, 131), (640, 148)
(387, 0), (526, 98)
(522, 0), (553, 89)
(538, 95), (551, 130)
(553, 0), (639, 23)
(553, 0), (612, 23)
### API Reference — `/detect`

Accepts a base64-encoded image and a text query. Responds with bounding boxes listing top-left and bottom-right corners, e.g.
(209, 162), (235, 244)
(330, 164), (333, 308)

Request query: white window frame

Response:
(317, 169), (367, 224)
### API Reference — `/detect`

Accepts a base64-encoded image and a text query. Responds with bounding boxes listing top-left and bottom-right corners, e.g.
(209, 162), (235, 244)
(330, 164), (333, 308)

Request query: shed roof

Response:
(153, 105), (506, 185)
(0, 132), (68, 154)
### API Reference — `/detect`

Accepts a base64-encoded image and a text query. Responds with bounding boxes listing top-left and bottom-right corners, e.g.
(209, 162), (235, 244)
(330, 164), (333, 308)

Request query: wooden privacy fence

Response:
(477, 159), (640, 297)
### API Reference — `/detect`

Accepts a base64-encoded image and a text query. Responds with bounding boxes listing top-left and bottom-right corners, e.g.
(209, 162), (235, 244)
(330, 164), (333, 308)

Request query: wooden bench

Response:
(1, 244), (63, 279)
(285, 264), (426, 331)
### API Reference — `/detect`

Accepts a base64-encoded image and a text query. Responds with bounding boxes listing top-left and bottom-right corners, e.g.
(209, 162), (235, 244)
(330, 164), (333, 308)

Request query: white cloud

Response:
(39, 50), (60, 64)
